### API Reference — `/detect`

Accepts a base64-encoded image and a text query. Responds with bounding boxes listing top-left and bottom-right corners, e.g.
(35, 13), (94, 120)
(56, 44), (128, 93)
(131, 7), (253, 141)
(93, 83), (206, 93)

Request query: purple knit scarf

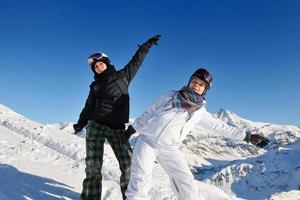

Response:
(173, 86), (204, 115)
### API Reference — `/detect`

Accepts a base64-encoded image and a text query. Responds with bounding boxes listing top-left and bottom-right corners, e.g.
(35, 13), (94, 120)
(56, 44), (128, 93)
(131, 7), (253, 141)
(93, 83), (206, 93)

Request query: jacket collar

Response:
(94, 65), (116, 81)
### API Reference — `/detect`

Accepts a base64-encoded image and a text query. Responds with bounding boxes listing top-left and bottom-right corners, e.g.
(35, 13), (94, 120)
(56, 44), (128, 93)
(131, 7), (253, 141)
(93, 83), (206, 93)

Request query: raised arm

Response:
(122, 35), (161, 83)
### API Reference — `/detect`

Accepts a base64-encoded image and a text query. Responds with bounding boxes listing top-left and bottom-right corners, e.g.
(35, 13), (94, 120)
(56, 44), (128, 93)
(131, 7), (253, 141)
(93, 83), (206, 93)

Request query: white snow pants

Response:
(125, 136), (198, 200)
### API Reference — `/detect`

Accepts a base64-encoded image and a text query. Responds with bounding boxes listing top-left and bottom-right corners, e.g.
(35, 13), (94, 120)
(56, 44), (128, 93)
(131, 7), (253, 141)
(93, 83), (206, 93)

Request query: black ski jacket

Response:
(76, 43), (152, 130)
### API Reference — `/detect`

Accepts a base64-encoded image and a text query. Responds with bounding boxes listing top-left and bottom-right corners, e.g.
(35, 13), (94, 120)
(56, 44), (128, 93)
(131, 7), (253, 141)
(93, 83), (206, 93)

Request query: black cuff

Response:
(73, 124), (83, 132)
(127, 125), (136, 134)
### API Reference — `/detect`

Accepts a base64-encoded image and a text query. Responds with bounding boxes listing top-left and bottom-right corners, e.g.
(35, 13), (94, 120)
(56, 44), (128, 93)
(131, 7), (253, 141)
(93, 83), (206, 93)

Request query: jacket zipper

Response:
(178, 112), (191, 142)
(156, 112), (178, 142)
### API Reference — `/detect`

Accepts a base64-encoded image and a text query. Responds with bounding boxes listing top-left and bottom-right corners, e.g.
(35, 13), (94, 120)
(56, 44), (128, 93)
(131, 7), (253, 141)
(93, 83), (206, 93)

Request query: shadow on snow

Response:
(0, 164), (80, 200)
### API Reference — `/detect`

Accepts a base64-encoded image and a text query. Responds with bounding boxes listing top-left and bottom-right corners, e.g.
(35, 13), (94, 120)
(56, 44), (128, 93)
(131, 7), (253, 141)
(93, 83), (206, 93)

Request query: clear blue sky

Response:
(0, 0), (299, 126)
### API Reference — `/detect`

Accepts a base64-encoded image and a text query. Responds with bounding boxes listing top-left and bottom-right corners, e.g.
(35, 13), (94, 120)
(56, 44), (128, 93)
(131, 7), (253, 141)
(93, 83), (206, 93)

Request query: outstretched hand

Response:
(120, 125), (136, 145)
(73, 124), (83, 135)
(245, 131), (270, 148)
(250, 134), (270, 148)
(145, 34), (161, 46)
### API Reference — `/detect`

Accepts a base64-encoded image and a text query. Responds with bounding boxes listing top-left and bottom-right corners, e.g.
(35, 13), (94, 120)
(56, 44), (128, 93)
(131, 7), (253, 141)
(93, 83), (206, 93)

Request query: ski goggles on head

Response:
(200, 71), (212, 85)
(192, 68), (213, 86)
(88, 52), (108, 65)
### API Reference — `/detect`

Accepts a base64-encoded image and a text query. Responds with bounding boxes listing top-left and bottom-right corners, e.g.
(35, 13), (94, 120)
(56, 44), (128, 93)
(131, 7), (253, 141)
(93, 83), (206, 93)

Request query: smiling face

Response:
(188, 77), (207, 95)
(93, 61), (107, 74)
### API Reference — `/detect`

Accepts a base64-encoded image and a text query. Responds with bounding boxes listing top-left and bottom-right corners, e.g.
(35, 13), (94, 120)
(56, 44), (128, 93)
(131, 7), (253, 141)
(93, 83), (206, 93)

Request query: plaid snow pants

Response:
(80, 121), (132, 200)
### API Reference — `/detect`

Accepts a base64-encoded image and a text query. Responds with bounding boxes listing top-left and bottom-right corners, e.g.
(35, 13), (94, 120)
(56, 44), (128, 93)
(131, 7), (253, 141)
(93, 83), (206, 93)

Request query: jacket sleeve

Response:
(132, 91), (175, 132)
(122, 42), (153, 83)
(196, 108), (246, 141)
(76, 86), (96, 130)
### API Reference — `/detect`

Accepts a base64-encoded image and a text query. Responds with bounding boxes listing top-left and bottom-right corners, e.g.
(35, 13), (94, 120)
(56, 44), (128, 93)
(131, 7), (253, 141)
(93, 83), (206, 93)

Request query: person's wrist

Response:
(127, 125), (136, 135)
(73, 124), (82, 132)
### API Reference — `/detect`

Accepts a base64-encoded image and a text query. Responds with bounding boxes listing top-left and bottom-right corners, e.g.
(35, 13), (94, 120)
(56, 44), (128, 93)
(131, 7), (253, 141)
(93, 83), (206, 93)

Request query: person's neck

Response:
(94, 65), (116, 81)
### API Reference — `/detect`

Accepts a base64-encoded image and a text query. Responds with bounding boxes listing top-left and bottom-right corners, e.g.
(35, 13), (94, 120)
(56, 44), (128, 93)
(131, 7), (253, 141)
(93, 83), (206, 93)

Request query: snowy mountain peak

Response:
(215, 108), (248, 122)
(0, 103), (44, 132)
(0, 104), (23, 118)
(215, 108), (238, 125)
(214, 108), (270, 130)
(216, 108), (232, 116)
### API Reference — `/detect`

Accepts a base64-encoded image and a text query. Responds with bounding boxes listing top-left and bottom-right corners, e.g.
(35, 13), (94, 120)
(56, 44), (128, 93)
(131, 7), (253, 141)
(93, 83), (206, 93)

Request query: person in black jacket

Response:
(73, 35), (161, 200)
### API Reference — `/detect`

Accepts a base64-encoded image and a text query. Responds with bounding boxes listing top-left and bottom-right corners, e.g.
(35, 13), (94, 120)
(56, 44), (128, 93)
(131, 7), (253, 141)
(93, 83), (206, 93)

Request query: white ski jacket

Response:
(132, 91), (246, 146)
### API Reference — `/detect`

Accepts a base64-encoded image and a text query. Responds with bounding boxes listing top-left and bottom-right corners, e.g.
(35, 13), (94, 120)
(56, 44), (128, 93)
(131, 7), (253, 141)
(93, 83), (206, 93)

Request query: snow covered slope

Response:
(183, 109), (300, 200)
(0, 104), (299, 200)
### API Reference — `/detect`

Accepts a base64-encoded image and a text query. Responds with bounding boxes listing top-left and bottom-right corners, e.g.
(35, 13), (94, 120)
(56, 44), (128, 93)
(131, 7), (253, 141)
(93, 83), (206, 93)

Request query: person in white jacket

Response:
(122, 68), (269, 200)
